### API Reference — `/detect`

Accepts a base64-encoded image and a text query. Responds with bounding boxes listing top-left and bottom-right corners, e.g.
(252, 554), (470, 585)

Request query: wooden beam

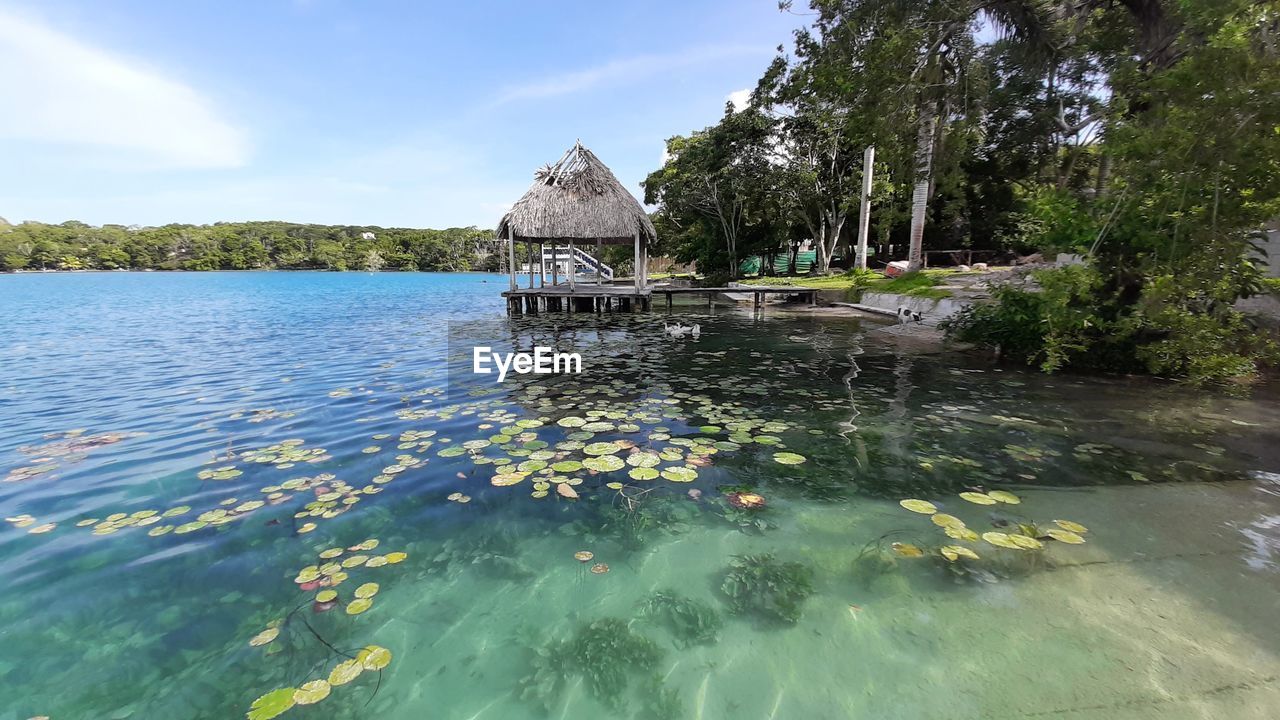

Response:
(507, 231), (517, 291)
(640, 236), (648, 289)
(527, 241), (535, 289)
(538, 242), (545, 288)
(568, 240), (576, 291)
(637, 226), (645, 288)
(596, 239), (603, 286)
(551, 244), (558, 287)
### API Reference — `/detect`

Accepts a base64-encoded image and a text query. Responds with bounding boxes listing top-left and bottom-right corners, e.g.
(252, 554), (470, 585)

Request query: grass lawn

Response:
(738, 268), (963, 299)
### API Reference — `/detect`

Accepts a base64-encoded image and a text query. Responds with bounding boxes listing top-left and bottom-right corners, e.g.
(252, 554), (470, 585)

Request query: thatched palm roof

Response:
(498, 141), (656, 245)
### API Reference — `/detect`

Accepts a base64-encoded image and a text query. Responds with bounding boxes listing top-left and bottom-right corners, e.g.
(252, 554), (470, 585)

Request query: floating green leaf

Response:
(1046, 528), (1086, 544)
(930, 513), (963, 528)
(628, 467), (659, 481)
(358, 645), (392, 671)
(583, 455), (625, 472)
(584, 442), (622, 456)
(987, 490), (1021, 504)
(959, 492), (997, 505)
(1054, 519), (1088, 534)
(899, 499), (937, 514)
(328, 659), (364, 686)
(660, 466), (698, 483)
(940, 545), (979, 562)
(249, 627), (279, 647)
(293, 679), (330, 705)
(247, 688), (296, 720)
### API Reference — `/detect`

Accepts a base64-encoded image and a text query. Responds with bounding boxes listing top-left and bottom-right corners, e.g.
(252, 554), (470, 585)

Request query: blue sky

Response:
(0, 0), (808, 228)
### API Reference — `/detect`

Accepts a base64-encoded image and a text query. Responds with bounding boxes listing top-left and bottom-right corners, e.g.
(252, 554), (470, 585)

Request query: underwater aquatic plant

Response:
(519, 618), (664, 712)
(425, 529), (533, 580)
(719, 554), (815, 624)
(639, 590), (723, 647)
(726, 491), (766, 509)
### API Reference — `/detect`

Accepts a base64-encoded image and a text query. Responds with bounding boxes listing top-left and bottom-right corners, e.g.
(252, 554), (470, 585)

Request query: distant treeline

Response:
(0, 218), (500, 272)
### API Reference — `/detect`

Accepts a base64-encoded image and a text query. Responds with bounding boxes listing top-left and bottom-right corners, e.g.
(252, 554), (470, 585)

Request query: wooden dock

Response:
(502, 284), (817, 314)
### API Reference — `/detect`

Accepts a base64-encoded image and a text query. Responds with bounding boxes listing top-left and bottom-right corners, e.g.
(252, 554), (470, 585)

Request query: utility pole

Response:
(856, 145), (874, 270)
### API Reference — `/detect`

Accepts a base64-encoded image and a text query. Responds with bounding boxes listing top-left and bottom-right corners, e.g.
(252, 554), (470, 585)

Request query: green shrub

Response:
(943, 262), (1278, 385)
(943, 265), (1107, 372)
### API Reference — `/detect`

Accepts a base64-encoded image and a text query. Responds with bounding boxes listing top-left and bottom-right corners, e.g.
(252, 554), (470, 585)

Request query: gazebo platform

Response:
(502, 284), (817, 314)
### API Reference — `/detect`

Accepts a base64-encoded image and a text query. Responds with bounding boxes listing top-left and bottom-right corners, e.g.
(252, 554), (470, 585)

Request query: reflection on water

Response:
(1, 271), (1279, 719)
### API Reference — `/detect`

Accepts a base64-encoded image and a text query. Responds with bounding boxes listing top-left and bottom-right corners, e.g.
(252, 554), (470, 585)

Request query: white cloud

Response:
(0, 8), (249, 168)
(727, 88), (751, 112)
(493, 44), (770, 106)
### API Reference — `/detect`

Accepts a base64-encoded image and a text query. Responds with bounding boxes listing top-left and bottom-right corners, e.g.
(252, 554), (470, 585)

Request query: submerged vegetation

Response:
(720, 554), (816, 624)
(639, 590), (724, 647)
(520, 618), (667, 713)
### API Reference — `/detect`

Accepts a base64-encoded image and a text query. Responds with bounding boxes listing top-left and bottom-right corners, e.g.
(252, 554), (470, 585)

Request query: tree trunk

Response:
(907, 95), (939, 273)
(1095, 151), (1111, 199)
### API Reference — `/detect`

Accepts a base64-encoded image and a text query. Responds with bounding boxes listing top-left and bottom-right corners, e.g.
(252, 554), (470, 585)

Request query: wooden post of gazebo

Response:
(596, 239), (603, 286)
(634, 230), (641, 291)
(507, 231), (517, 291)
(567, 240), (575, 291)
(527, 241), (535, 289)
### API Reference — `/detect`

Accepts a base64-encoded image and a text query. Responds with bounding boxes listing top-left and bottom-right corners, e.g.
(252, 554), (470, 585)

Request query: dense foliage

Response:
(0, 218), (498, 272)
(647, 0), (1280, 383)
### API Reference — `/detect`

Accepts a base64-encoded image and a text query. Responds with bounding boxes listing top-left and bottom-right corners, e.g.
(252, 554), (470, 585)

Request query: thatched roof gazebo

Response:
(498, 142), (655, 308)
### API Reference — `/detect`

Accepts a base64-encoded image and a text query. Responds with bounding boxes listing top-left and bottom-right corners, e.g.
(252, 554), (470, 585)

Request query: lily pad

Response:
(293, 679), (331, 705)
(899, 499), (937, 514)
(987, 490), (1021, 504)
(249, 627), (279, 647)
(583, 455), (625, 472)
(1008, 534), (1043, 550)
(930, 513), (964, 528)
(358, 645), (392, 671)
(1053, 519), (1088, 534)
(940, 545), (980, 562)
(345, 598), (373, 615)
(660, 466), (698, 483)
(944, 525), (980, 542)
(981, 532), (1022, 549)
(248, 688), (296, 720)
(959, 492), (997, 505)
(354, 582), (379, 599)
(626, 452), (661, 468)
(491, 471), (527, 487)
(628, 467), (659, 481)
(1046, 528), (1086, 544)
(328, 658), (364, 686)
(583, 442), (622, 456)
(771, 452), (807, 465)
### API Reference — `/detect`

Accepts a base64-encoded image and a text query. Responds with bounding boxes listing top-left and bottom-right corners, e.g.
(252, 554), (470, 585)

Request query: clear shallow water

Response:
(2, 271), (1279, 720)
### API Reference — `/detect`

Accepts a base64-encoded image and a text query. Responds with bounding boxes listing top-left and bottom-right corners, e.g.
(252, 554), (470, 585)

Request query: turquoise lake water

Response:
(2, 271), (1279, 719)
